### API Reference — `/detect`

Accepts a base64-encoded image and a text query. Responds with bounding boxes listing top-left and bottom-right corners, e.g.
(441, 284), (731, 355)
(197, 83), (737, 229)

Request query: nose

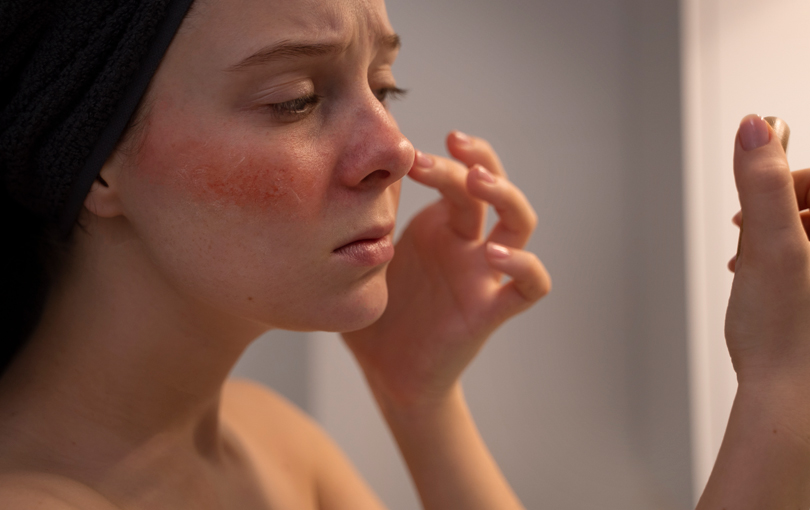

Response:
(334, 91), (414, 190)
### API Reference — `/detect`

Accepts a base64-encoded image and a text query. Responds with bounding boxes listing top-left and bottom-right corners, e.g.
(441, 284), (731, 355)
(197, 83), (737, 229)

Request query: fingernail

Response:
(487, 242), (511, 259)
(453, 131), (472, 147)
(739, 115), (771, 151)
(474, 165), (496, 184)
(414, 150), (434, 168)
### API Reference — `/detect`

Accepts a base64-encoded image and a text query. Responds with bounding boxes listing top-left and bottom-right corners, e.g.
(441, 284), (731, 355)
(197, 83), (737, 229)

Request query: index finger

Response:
(445, 131), (507, 178)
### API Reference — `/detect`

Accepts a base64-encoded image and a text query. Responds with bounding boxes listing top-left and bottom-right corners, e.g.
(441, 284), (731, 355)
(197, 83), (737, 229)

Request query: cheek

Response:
(180, 151), (311, 210)
(134, 124), (323, 214)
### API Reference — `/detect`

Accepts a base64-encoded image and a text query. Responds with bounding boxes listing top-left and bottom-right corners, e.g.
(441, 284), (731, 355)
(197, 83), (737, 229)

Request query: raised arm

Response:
(697, 114), (810, 508)
(342, 131), (550, 510)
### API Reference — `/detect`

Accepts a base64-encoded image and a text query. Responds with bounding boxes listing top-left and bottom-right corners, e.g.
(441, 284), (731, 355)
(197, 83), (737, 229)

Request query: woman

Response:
(0, 1), (808, 509)
(0, 0), (548, 508)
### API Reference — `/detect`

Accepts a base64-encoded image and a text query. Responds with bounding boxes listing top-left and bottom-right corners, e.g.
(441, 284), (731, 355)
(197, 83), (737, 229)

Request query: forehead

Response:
(184, 0), (393, 53)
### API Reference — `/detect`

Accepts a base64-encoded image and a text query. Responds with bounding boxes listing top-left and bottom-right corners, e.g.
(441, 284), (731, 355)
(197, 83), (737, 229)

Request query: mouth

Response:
(333, 223), (396, 266)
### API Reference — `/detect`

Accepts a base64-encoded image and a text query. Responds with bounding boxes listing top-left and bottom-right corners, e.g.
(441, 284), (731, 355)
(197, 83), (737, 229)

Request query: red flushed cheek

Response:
(179, 150), (300, 209)
(135, 126), (320, 213)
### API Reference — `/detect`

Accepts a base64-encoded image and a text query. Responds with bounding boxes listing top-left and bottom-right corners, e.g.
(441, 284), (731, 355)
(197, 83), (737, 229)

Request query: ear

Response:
(83, 155), (125, 218)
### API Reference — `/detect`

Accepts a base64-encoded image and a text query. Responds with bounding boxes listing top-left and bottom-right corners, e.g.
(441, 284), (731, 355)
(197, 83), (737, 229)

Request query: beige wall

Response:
(233, 0), (693, 508)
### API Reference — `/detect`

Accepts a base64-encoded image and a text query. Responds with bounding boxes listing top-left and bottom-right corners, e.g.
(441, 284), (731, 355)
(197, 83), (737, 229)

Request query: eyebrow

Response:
(227, 33), (401, 72)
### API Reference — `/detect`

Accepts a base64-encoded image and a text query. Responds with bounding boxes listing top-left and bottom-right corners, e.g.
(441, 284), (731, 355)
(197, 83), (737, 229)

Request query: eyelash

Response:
(270, 94), (322, 118)
(268, 86), (408, 120)
(375, 86), (408, 104)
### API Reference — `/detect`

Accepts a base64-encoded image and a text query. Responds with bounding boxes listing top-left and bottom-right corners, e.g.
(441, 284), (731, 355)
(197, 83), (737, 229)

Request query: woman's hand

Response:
(698, 115), (810, 509)
(725, 114), (810, 388)
(342, 131), (550, 411)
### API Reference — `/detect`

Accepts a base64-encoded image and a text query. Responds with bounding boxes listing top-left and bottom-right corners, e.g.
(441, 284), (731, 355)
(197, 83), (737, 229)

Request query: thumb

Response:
(734, 114), (804, 264)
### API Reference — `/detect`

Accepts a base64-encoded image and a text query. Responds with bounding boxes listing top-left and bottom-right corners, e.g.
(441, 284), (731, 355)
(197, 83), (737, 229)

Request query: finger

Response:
(466, 165), (537, 248)
(409, 150), (486, 239)
(445, 131), (507, 178)
(734, 115), (806, 265)
(485, 243), (551, 321)
(728, 210), (810, 273)
(726, 211), (810, 271)
(792, 168), (810, 210)
(727, 210), (810, 271)
(802, 209), (810, 239)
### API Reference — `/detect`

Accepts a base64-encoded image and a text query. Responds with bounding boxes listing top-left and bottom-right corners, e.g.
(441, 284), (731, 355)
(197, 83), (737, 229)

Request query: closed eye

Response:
(269, 93), (321, 120)
(375, 87), (408, 105)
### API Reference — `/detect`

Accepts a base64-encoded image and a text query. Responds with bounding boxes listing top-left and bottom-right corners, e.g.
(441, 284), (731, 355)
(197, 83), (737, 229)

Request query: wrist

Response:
(352, 348), (464, 420)
(733, 377), (810, 450)
(697, 379), (810, 509)
(369, 377), (466, 428)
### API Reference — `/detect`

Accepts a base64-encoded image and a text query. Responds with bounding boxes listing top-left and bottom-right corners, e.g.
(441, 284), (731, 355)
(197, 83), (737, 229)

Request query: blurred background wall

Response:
(234, 0), (694, 508)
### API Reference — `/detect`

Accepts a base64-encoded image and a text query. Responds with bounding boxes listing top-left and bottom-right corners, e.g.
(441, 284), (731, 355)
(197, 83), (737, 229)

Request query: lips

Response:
(333, 223), (395, 266)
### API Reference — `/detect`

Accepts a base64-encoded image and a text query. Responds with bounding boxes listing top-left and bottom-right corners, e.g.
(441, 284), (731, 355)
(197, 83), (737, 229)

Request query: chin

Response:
(318, 272), (390, 333)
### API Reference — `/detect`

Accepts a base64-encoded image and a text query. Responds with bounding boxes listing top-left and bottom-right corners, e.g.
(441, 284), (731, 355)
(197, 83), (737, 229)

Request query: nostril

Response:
(361, 169), (391, 183)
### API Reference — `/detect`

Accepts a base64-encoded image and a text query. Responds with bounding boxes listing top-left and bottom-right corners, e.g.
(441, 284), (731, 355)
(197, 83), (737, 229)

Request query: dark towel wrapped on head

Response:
(0, 0), (195, 372)
(0, 0), (195, 230)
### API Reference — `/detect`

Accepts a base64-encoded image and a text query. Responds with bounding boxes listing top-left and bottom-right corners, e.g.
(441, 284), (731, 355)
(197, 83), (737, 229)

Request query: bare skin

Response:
(1, 0), (807, 507)
(697, 115), (810, 509)
(0, 0), (548, 508)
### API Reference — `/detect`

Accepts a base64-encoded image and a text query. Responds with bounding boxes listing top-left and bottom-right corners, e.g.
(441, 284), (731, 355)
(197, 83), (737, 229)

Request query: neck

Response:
(0, 219), (267, 475)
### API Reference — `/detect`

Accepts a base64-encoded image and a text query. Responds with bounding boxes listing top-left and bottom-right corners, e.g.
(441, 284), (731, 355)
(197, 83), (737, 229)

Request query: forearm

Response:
(697, 379), (810, 509)
(374, 383), (525, 510)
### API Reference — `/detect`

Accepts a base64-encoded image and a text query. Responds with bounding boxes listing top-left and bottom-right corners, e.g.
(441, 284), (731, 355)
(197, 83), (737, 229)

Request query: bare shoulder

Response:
(220, 377), (327, 501)
(0, 472), (119, 510)
(221, 378), (324, 463)
(221, 378), (386, 510)
(222, 378), (317, 433)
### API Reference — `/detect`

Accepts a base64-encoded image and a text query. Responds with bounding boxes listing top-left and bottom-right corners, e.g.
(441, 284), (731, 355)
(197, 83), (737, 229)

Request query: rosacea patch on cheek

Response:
(178, 151), (301, 209)
(135, 121), (318, 213)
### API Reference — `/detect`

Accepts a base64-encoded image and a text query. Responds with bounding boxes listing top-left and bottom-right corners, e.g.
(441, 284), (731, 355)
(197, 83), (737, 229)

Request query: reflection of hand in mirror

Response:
(733, 116), (790, 263)
(698, 114), (810, 508)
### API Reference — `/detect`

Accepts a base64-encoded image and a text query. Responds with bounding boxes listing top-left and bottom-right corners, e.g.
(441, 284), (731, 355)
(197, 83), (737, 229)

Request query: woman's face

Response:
(114, 0), (414, 332)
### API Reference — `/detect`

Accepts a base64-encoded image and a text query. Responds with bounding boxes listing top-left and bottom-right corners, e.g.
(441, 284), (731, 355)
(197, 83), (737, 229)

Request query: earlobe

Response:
(82, 160), (124, 218)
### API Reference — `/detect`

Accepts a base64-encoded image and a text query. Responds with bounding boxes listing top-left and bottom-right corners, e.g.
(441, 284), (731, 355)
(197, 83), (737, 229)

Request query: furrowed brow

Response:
(227, 33), (401, 72)
(228, 41), (344, 71)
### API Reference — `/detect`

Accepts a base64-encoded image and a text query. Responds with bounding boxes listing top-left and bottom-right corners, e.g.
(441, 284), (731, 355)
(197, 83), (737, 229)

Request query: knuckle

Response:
(525, 255), (551, 300)
(525, 208), (538, 231)
(512, 203), (537, 232)
(526, 278), (551, 302)
(538, 278), (552, 299)
(740, 157), (792, 193)
(537, 271), (552, 298)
